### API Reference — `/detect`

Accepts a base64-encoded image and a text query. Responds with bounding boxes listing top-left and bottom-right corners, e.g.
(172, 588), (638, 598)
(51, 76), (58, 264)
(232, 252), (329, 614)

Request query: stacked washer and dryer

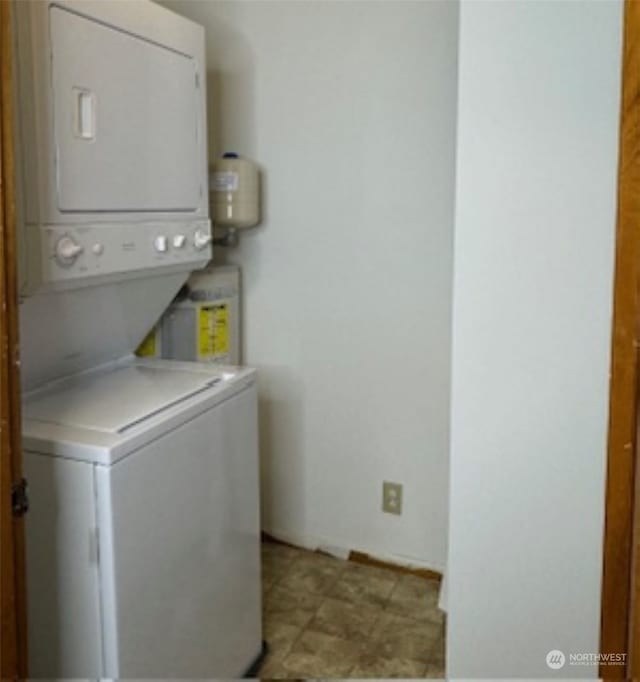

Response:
(12, 1), (262, 678)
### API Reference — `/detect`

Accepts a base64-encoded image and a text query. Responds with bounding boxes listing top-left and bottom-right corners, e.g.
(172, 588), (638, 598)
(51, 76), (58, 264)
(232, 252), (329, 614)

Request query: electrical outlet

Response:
(382, 481), (403, 515)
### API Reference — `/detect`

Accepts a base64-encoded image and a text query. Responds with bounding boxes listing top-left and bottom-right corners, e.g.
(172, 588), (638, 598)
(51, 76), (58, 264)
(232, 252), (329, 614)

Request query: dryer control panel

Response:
(40, 221), (212, 285)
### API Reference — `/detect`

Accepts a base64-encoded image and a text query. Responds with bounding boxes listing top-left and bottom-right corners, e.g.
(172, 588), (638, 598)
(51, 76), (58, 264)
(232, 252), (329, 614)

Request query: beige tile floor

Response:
(259, 540), (445, 679)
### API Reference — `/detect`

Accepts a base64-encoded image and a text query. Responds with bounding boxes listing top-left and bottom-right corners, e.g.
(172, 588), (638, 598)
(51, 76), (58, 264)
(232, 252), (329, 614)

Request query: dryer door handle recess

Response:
(74, 88), (96, 141)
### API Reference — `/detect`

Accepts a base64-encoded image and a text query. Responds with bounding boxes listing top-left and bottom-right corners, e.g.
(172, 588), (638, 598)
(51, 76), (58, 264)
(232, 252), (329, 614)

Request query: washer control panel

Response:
(41, 220), (212, 284)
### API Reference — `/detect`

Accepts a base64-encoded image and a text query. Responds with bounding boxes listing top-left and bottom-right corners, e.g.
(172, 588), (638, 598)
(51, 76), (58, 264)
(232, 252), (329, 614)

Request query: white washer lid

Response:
(24, 364), (222, 434)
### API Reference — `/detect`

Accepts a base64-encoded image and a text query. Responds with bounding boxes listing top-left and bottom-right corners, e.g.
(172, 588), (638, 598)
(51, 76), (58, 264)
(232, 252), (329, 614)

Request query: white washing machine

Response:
(13, 2), (263, 677)
(22, 358), (262, 678)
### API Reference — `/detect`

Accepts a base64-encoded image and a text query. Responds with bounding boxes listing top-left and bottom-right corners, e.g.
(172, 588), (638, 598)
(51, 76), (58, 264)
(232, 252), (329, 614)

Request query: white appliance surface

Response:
(26, 362), (223, 433)
(24, 359), (262, 678)
(25, 454), (103, 676)
(19, 272), (187, 390)
(22, 358), (254, 465)
(16, 1), (261, 678)
(14, 0), (211, 294)
(51, 5), (200, 213)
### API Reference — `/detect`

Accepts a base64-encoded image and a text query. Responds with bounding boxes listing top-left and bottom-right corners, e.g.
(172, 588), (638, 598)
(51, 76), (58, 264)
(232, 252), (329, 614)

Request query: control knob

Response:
(154, 235), (169, 253)
(54, 236), (84, 266)
(193, 229), (212, 250)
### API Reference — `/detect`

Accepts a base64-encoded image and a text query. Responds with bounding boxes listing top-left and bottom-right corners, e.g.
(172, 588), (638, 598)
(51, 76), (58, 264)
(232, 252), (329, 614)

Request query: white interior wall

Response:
(447, 1), (622, 677)
(161, 0), (459, 571)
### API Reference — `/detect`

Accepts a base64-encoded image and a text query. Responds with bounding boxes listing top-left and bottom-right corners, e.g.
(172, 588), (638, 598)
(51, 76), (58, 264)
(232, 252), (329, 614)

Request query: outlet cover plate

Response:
(382, 481), (403, 515)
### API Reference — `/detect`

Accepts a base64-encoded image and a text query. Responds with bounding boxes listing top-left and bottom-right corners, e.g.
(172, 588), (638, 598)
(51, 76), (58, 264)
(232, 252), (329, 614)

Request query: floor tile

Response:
(262, 555), (295, 587)
(350, 653), (428, 678)
(258, 657), (308, 679)
(292, 549), (348, 572)
(429, 631), (445, 668)
(263, 620), (303, 663)
(386, 574), (443, 625)
(264, 584), (324, 628)
(262, 543), (307, 590)
(369, 612), (443, 664)
(263, 576), (276, 598)
(328, 561), (399, 609)
(424, 662), (446, 679)
(280, 630), (360, 678)
(259, 541), (445, 679)
(262, 541), (308, 563)
(307, 597), (382, 643)
(278, 552), (346, 596)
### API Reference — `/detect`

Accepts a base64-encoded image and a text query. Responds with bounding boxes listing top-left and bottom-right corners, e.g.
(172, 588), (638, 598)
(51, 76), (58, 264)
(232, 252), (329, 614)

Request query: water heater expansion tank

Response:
(210, 154), (260, 229)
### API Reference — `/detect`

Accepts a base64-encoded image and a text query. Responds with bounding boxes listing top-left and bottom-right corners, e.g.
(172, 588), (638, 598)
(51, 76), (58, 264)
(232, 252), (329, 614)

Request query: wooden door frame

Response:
(0, 0), (638, 678)
(0, 0), (28, 677)
(601, 0), (640, 677)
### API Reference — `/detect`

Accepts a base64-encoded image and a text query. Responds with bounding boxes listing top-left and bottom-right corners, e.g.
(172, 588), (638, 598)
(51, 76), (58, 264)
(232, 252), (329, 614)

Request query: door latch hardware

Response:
(12, 478), (29, 517)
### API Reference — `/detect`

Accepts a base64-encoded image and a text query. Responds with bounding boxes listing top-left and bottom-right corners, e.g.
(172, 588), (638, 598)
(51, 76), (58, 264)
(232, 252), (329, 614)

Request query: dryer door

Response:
(49, 6), (202, 214)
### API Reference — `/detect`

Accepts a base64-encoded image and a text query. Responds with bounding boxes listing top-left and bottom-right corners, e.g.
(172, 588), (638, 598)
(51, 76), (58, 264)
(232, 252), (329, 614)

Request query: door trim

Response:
(0, 0), (28, 676)
(601, 0), (640, 676)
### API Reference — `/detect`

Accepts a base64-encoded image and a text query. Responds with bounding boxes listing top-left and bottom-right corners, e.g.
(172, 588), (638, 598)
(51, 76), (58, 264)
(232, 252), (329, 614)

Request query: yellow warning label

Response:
(198, 304), (229, 358)
(136, 328), (157, 357)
